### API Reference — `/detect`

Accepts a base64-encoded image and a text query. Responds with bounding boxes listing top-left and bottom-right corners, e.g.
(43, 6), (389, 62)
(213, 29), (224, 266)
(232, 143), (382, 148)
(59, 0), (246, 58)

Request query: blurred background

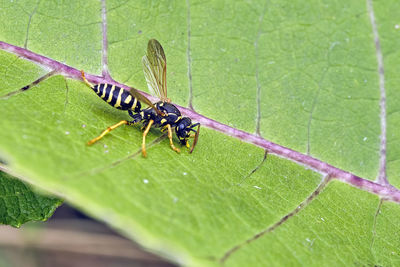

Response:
(0, 204), (176, 267)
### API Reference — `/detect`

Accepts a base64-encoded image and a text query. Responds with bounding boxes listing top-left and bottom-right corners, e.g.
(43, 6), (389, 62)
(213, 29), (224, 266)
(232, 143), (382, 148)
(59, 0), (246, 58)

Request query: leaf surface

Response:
(0, 171), (62, 227)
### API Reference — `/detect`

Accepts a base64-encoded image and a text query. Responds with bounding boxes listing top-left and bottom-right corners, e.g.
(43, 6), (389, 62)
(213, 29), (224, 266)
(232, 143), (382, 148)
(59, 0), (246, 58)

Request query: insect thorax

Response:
(138, 102), (182, 127)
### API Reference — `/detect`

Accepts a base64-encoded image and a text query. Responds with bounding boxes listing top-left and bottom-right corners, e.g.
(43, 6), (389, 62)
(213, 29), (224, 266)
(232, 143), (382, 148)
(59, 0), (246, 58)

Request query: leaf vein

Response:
(1, 41), (399, 203)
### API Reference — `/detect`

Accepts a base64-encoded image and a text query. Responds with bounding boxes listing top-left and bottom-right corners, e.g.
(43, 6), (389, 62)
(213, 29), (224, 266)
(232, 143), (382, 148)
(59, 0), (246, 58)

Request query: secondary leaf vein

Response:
(254, 1), (268, 136)
(101, 0), (111, 79)
(24, 0), (41, 49)
(186, 0), (194, 111)
(1, 41), (399, 203)
(367, 0), (387, 185)
(219, 175), (330, 263)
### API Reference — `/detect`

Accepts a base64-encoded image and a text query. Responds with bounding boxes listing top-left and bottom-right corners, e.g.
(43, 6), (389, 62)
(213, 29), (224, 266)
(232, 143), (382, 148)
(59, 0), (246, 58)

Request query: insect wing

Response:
(142, 39), (168, 102)
(128, 87), (159, 112)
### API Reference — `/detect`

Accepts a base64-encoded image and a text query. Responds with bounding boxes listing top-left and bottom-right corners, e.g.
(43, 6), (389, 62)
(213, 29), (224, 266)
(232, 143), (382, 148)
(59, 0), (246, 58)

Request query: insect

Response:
(81, 39), (200, 157)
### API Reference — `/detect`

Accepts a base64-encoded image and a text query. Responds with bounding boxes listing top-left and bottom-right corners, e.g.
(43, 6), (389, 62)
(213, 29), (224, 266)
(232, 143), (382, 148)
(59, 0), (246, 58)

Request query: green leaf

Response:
(0, 171), (62, 227)
(1, 0), (400, 266)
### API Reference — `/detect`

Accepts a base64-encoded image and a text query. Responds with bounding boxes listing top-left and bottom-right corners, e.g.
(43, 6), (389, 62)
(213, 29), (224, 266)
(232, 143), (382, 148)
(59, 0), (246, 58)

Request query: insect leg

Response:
(160, 125), (168, 133)
(187, 123), (200, 139)
(167, 124), (181, 154)
(87, 120), (129, 145)
(81, 70), (94, 88)
(141, 119), (154, 157)
(128, 110), (143, 123)
(185, 124), (201, 151)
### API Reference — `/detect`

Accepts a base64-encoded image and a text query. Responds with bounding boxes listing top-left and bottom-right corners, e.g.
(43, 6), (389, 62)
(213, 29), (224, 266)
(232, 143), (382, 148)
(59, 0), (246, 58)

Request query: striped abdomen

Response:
(92, 84), (141, 112)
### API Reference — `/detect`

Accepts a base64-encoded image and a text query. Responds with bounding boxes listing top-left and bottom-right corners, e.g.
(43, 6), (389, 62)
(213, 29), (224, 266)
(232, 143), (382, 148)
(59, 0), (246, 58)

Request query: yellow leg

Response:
(87, 120), (128, 145)
(185, 133), (197, 148)
(167, 124), (181, 154)
(160, 125), (168, 133)
(142, 119), (154, 157)
(81, 70), (94, 88)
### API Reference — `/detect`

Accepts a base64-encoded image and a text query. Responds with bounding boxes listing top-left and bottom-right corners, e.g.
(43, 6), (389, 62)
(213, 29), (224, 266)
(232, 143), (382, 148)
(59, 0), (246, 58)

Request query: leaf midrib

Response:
(0, 40), (398, 204)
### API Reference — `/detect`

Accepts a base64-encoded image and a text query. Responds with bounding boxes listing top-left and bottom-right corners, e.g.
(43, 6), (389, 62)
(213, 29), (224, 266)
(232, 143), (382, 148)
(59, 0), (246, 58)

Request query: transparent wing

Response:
(128, 87), (159, 112)
(142, 39), (168, 102)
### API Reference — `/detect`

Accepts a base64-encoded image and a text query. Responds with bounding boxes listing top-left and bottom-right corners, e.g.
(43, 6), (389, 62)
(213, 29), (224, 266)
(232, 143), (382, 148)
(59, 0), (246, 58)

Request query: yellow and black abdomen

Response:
(92, 83), (141, 112)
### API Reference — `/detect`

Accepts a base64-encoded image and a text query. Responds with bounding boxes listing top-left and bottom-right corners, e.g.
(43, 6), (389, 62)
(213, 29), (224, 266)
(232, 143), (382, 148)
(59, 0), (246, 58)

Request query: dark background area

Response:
(0, 204), (177, 267)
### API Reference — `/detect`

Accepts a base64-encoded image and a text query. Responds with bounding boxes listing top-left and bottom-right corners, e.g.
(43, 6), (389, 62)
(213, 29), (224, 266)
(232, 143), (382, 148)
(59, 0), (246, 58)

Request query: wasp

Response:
(81, 39), (200, 157)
